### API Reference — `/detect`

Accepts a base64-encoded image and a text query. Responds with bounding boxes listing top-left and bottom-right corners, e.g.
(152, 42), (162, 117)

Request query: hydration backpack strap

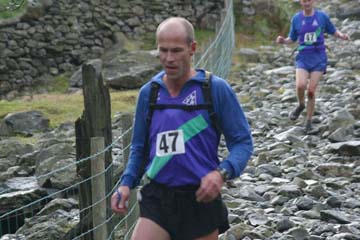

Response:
(147, 82), (160, 124)
(202, 71), (221, 134)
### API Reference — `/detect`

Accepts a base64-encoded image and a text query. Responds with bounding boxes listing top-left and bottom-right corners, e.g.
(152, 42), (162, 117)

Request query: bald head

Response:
(156, 17), (195, 44)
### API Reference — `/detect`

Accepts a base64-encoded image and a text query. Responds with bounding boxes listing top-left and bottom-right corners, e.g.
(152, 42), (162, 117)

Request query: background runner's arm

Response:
(288, 13), (299, 43)
(322, 11), (336, 35)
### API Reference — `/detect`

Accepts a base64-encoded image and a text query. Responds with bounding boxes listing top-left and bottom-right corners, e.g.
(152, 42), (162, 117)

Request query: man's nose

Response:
(165, 52), (175, 61)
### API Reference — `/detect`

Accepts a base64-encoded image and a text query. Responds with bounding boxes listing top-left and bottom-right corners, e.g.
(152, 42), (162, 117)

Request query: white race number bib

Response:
(156, 130), (185, 157)
(304, 32), (317, 44)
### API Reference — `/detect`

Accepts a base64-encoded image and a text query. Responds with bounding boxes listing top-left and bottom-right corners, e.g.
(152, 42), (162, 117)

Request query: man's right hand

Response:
(276, 35), (285, 44)
(111, 185), (130, 214)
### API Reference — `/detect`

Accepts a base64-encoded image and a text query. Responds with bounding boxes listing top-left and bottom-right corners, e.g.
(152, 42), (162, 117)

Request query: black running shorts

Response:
(138, 180), (229, 240)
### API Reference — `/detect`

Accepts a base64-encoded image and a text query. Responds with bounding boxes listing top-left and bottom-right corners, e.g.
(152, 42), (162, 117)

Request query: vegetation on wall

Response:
(0, 0), (26, 19)
(234, 0), (298, 47)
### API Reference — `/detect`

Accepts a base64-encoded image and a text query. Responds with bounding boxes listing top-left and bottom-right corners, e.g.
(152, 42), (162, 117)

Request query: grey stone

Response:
(1, 110), (49, 136)
(327, 141), (360, 156)
(295, 196), (314, 210)
(277, 217), (295, 232)
(320, 210), (351, 224)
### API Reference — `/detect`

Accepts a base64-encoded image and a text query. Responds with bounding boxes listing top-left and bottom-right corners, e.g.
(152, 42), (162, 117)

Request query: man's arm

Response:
(212, 76), (253, 178)
(119, 84), (151, 188)
(111, 84), (151, 214)
(333, 30), (349, 40)
(277, 14), (298, 45)
(276, 36), (295, 45)
(196, 75), (253, 203)
(321, 11), (349, 40)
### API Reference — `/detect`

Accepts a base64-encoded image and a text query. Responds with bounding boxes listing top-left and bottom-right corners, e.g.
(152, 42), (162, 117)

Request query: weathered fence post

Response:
(71, 59), (113, 239)
(91, 136), (107, 240)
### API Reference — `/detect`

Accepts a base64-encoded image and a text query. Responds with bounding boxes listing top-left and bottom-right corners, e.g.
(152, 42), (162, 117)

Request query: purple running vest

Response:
(298, 10), (325, 53)
(145, 82), (220, 187)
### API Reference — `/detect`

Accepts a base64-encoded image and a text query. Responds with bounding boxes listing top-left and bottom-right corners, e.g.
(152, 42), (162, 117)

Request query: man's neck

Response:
(303, 8), (314, 16)
(163, 69), (196, 97)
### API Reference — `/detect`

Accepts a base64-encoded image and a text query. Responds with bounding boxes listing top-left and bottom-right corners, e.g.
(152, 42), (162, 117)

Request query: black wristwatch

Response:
(216, 167), (230, 181)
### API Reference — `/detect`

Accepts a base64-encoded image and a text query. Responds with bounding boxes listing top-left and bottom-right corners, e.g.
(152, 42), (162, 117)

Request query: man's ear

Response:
(190, 41), (197, 56)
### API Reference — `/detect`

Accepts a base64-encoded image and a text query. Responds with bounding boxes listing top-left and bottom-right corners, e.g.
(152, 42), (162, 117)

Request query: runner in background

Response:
(276, 0), (349, 133)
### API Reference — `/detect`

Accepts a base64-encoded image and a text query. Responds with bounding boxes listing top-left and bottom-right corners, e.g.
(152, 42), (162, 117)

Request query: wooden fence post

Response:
(91, 137), (107, 240)
(69, 59), (113, 239)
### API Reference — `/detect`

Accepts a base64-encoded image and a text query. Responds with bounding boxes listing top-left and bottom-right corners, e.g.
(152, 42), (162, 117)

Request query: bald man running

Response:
(111, 17), (253, 240)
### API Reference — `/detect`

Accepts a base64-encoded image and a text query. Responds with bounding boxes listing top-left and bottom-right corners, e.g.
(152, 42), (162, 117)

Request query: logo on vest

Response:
(182, 91), (197, 105)
(312, 19), (318, 27)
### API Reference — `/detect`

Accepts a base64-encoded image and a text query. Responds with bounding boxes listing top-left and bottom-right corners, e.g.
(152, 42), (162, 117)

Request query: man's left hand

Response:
(195, 170), (224, 203)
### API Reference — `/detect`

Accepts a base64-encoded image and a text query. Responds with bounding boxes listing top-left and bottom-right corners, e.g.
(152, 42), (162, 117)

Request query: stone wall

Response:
(0, 0), (223, 98)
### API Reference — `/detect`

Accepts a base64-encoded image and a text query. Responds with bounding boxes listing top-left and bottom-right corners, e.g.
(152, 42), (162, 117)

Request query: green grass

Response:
(51, 74), (71, 93)
(0, 72), (137, 129)
(195, 29), (216, 45)
(0, 0), (27, 19)
(0, 90), (138, 128)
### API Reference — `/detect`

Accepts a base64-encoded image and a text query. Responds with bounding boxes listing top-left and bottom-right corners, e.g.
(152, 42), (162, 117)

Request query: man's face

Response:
(157, 28), (196, 81)
(300, 0), (315, 12)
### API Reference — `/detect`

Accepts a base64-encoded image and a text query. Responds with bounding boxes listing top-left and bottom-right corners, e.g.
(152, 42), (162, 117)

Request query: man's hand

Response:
(339, 33), (350, 40)
(276, 36), (293, 45)
(195, 170), (224, 203)
(111, 186), (130, 214)
(276, 35), (286, 44)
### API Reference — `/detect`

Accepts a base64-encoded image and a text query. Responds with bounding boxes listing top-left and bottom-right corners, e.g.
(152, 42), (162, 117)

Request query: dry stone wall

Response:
(0, 0), (223, 98)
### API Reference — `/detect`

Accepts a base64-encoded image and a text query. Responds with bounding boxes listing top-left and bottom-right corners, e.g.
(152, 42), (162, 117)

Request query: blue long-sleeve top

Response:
(120, 69), (253, 188)
(288, 9), (336, 42)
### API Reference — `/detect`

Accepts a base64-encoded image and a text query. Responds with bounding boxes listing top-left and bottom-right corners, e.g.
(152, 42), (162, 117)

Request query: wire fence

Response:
(0, 0), (235, 239)
(194, 0), (235, 80)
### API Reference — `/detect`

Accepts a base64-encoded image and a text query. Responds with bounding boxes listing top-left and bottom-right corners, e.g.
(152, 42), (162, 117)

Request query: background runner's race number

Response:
(304, 32), (317, 44)
(156, 130), (185, 157)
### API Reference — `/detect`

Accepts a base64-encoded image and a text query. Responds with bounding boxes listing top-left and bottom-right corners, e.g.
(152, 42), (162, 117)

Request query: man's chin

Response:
(165, 71), (179, 79)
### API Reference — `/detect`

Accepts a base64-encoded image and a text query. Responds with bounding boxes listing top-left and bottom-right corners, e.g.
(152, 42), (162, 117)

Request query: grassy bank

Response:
(0, 90), (137, 128)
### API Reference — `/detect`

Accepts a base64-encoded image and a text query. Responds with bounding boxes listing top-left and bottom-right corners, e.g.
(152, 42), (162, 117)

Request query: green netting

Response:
(194, 0), (235, 80)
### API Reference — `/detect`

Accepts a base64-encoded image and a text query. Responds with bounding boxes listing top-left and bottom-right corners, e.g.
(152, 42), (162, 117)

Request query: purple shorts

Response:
(295, 51), (328, 73)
